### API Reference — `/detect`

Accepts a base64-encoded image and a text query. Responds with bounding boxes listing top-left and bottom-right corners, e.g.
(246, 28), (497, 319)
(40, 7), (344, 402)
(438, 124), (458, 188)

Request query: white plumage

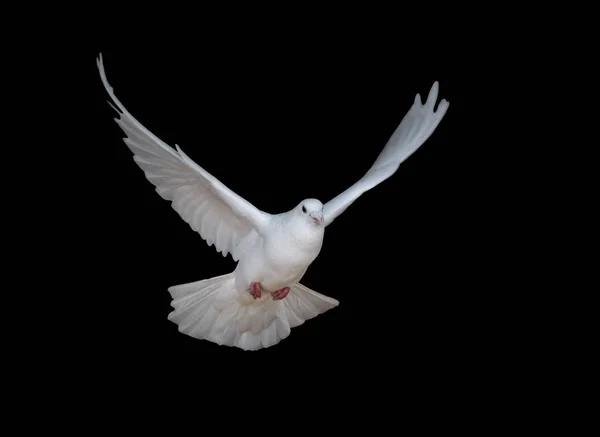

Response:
(97, 53), (449, 351)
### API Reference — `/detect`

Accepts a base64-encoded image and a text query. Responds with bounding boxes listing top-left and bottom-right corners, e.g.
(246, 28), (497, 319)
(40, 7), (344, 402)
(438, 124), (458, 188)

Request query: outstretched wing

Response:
(97, 53), (271, 260)
(322, 81), (449, 226)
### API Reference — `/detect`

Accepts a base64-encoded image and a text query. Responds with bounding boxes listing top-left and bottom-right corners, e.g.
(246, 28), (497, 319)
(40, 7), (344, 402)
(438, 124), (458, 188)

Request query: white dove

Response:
(97, 53), (449, 351)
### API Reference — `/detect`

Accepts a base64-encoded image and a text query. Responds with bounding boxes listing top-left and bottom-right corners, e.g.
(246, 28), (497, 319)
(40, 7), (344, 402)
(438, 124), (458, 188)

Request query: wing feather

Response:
(322, 81), (449, 226)
(97, 53), (269, 260)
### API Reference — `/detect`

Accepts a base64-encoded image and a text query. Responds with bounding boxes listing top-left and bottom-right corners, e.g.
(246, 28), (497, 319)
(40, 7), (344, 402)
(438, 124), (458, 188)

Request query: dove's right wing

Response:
(322, 82), (449, 226)
(97, 54), (270, 260)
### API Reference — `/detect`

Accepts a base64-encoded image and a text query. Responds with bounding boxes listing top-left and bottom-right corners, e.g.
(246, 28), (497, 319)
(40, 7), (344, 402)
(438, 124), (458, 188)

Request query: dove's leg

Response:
(249, 282), (262, 299)
(271, 287), (290, 300)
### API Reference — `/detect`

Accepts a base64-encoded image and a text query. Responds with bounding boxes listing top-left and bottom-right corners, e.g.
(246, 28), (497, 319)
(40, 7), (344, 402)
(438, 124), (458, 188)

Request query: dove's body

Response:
(235, 212), (324, 295)
(97, 53), (449, 351)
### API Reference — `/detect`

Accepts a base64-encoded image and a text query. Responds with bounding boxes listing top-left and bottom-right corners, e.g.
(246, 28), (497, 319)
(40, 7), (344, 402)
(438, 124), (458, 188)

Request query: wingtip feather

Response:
(426, 81), (439, 108)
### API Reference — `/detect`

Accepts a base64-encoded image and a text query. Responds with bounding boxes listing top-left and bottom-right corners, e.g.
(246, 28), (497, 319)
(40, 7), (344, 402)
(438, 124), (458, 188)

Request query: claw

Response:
(271, 287), (290, 300)
(249, 282), (262, 299)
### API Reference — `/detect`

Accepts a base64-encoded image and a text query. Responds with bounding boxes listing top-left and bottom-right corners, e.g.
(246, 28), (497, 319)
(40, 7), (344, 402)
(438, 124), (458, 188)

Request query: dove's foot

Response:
(249, 282), (262, 299)
(271, 287), (290, 301)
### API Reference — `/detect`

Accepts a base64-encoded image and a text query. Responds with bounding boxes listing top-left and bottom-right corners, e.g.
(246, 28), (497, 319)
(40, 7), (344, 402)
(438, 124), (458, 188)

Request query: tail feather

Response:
(167, 274), (339, 351)
(282, 282), (339, 328)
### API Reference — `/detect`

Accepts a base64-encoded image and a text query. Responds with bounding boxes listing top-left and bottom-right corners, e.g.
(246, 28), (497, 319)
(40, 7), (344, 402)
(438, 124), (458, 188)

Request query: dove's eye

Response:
(302, 206), (306, 213)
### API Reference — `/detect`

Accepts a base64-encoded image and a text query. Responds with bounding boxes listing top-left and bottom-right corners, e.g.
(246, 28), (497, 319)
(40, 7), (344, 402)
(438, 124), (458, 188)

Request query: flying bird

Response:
(97, 53), (449, 351)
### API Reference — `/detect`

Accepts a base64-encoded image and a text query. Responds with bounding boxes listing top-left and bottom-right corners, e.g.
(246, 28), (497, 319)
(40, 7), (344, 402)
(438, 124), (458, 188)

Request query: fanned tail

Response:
(168, 274), (339, 351)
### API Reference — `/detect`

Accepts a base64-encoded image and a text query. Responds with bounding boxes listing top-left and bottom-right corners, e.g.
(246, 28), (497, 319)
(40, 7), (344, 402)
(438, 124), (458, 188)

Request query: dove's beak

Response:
(309, 212), (323, 226)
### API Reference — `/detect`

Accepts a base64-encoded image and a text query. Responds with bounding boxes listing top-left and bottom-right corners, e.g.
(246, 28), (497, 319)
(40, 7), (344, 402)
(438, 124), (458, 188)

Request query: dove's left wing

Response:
(322, 82), (449, 226)
(97, 54), (271, 260)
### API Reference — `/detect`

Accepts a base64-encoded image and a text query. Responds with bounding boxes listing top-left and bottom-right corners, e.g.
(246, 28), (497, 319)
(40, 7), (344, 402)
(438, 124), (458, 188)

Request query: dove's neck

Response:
(284, 215), (324, 253)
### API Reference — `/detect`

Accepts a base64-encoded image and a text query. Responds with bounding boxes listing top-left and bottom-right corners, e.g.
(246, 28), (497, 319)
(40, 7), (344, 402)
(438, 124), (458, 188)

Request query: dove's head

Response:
(297, 198), (324, 227)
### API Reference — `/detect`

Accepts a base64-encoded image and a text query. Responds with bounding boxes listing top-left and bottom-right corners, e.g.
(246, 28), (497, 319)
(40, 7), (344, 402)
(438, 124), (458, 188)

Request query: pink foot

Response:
(249, 282), (262, 299)
(272, 287), (290, 301)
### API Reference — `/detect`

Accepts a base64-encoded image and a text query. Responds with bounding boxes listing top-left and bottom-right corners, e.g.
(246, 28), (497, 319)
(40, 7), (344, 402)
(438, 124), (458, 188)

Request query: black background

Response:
(11, 4), (583, 429)
(54, 13), (511, 404)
